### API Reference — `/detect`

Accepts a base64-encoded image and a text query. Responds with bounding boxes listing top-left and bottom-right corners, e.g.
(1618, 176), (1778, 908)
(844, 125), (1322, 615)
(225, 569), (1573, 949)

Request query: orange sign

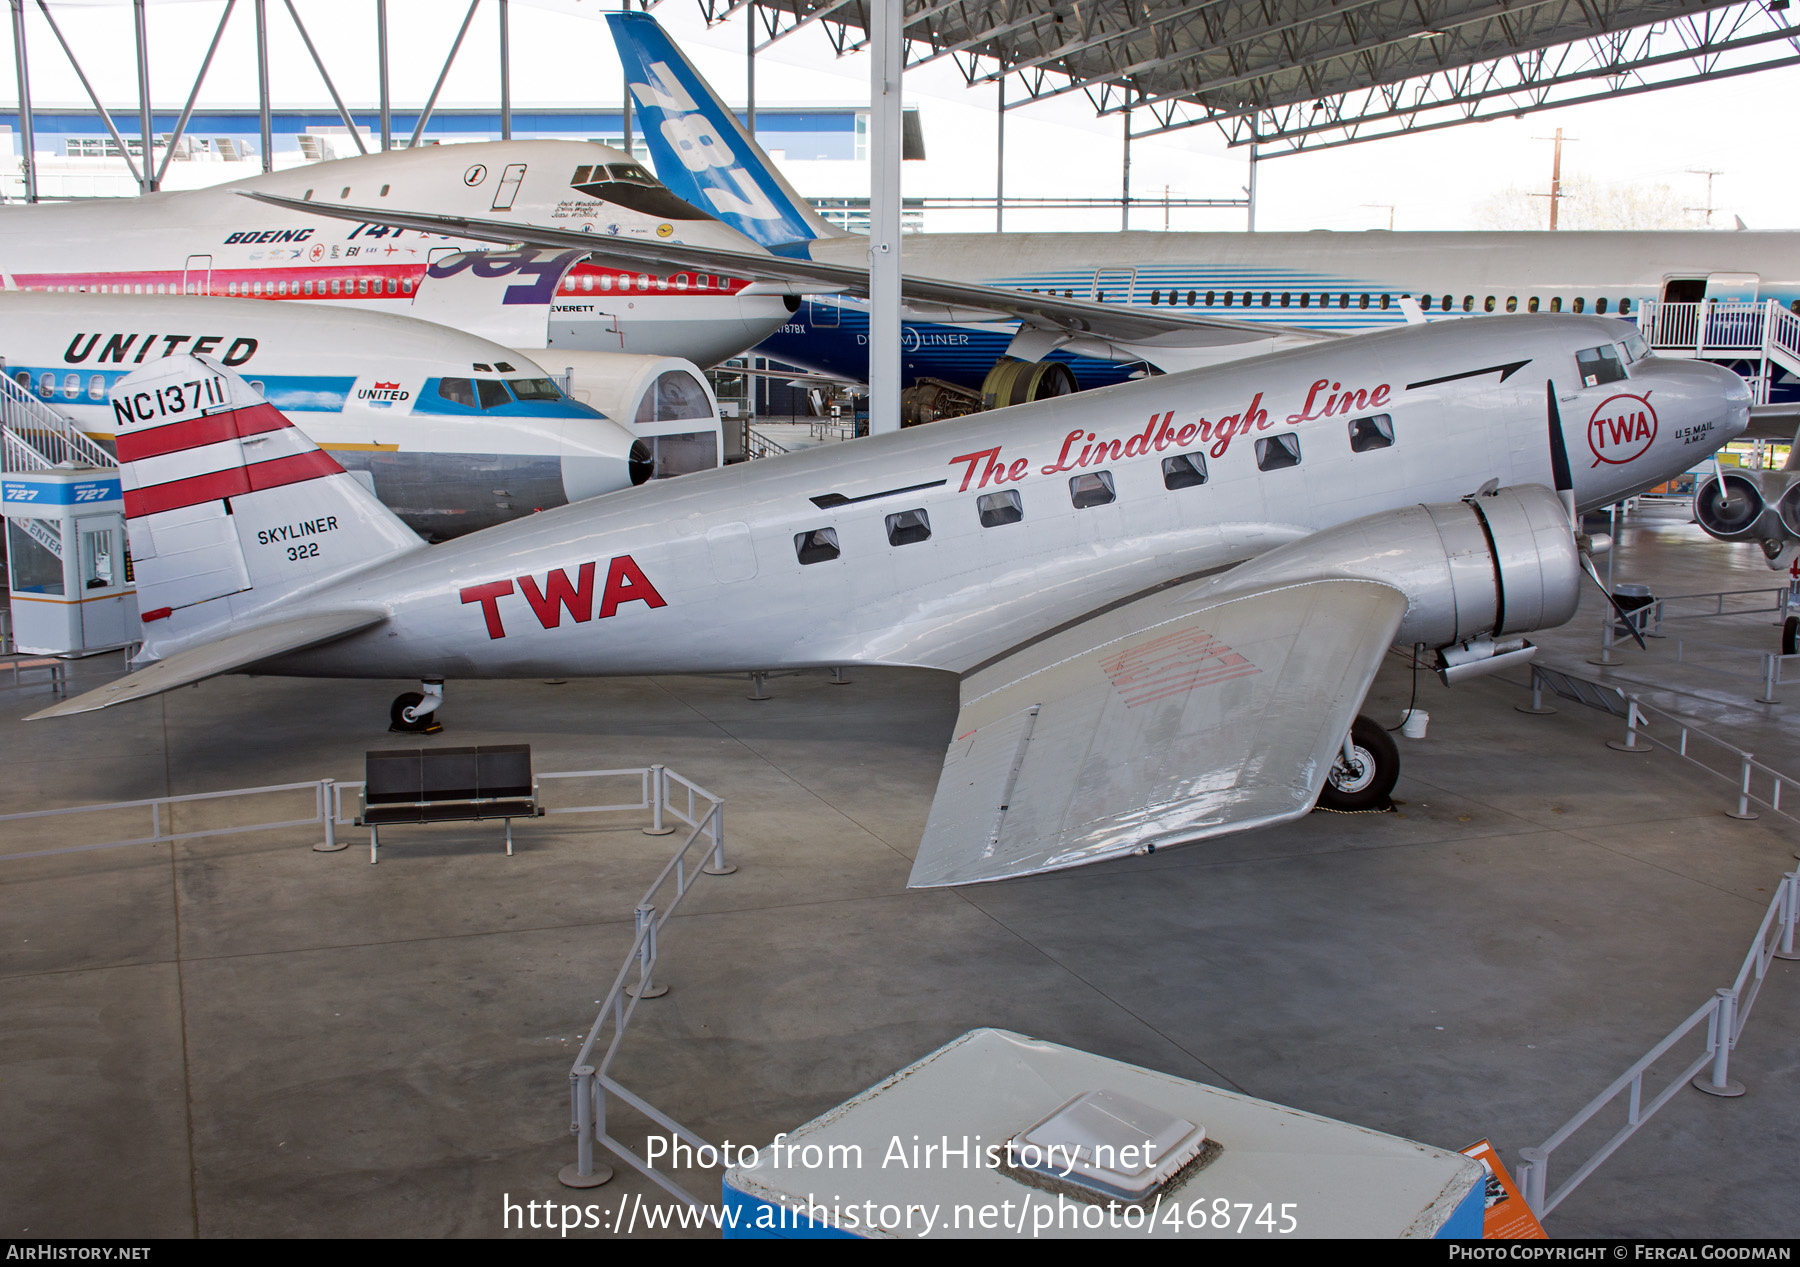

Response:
(1459, 1140), (1548, 1239)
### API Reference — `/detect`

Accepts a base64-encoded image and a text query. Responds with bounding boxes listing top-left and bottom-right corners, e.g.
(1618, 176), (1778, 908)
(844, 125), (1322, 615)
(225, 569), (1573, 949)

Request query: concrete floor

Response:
(3, 512), (1797, 1239)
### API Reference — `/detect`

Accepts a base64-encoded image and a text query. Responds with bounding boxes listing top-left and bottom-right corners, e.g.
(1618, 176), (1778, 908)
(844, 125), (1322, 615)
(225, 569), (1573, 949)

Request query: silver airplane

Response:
(30, 315), (1749, 887)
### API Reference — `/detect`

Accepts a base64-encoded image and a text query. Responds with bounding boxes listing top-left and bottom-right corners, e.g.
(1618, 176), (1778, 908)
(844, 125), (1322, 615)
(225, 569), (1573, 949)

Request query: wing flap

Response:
(909, 577), (1408, 888)
(27, 608), (387, 720)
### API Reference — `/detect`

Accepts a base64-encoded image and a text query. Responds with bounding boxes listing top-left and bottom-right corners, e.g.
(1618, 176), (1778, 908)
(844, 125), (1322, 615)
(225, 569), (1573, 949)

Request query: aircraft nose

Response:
(558, 414), (646, 504)
(1688, 358), (1753, 443)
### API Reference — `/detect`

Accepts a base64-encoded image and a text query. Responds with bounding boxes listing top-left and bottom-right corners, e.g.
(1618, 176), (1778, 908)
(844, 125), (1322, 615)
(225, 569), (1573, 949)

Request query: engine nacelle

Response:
(1215, 484), (1582, 677)
(1694, 472), (1772, 541)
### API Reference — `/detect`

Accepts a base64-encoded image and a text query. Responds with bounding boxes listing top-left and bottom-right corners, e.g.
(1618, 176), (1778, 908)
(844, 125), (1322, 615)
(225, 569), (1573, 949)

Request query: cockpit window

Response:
(437, 377), (478, 408)
(607, 163), (658, 185)
(477, 379), (512, 410)
(1576, 345), (1627, 387)
(508, 377), (562, 401)
(570, 161), (711, 220)
(1622, 334), (1649, 363)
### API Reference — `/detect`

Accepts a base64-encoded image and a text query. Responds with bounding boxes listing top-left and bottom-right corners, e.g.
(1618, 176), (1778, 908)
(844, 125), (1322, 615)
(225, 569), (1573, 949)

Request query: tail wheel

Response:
(389, 692), (441, 734)
(1318, 715), (1400, 812)
(980, 358), (1078, 410)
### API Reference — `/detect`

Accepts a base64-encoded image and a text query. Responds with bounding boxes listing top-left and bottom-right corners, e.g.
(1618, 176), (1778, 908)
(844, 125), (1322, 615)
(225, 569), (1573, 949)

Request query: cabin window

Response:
(380, 184), (390, 196)
(1576, 345), (1626, 388)
(1528, 296), (1539, 313)
(794, 527), (840, 565)
(303, 189), (313, 200)
(1204, 291), (1215, 306)
(1187, 290), (1197, 306)
(438, 378), (479, 408)
(1549, 296), (1562, 312)
(13, 370), (29, 391)
(1299, 292), (1310, 308)
(1380, 294), (1391, 310)
(1261, 292), (1271, 307)
(1280, 292), (1290, 307)
(600, 275), (614, 291)
(1069, 471), (1116, 509)
(1348, 413), (1394, 453)
(1596, 297), (1609, 314)
(359, 278), (370, 295)
(1222, 291), (1233, 308)
(386, 277), (398, 294)
(62, 373), (79, 399)
(1338, 293), (1349, 309)
(978, 490), (1023, 527)
(1483, 296), (1496, 313)
(37, 371), (53, 397)
(1572, 297), (1586, 313)
(1256, 434), (1302, 471)
(304, 281), (314, 296)
(1149, 290), (1160, 305)
(340, 186), (350, 199)
(1419, 294), (1432, 311)
(1358, 293), (1369, 310)
(885, 508), (931, 546)
(1619, 298), (1632, 315)
(1162, 452), (1208, 489)
(330, 279), (341, 295)
(1505, 296), (1518, 313)
(87, 375), (104, 401)
(402, 279), (414, 294)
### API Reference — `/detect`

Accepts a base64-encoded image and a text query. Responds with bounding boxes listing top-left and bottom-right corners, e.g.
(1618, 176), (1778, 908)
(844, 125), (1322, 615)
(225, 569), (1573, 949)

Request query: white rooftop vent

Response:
(1003, 1088), (1214, 1205)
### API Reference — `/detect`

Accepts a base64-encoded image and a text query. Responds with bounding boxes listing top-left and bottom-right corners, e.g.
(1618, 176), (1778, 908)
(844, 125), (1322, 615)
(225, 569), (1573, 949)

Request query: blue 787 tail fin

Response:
(606, 11), (843, 250)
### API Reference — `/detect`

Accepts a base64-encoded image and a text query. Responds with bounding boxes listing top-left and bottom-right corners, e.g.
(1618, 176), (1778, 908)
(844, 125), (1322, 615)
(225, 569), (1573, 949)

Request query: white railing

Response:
(1516, 872), (1798, 1218)
(0, 370), (115, 473)
(745, 426), (789, 459)
(1639, 298), (1800, 402)
(562, 765), (736, 1203)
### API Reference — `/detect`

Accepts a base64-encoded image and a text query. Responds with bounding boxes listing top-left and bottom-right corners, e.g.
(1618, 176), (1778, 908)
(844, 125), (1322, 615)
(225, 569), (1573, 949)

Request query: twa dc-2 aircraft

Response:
(32, 315), (1748, 886)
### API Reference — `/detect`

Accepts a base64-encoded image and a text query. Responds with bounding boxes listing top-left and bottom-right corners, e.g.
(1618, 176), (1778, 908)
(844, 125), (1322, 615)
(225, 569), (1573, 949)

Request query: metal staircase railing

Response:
(1639, 299), (1800, 403)
(0, 371), (115, 474)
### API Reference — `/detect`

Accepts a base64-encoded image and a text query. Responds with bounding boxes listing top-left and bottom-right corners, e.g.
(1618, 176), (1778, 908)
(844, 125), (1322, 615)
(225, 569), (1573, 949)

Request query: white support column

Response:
(867, 0), (902, 435)
(1120, 107), (1130, 231)
(1246, 139), (1259, 232)
(254, 0), (271, 172)
(376, 0), (390, 150)
(11, 0), (36, 203)
(995, 73), (1004, 232)
(499, 0), (511, 141)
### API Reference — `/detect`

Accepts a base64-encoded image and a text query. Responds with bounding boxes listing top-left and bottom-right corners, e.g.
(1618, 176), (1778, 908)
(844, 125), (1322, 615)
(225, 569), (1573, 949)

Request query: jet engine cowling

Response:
(1210, 484), (1583, 681)
(1694, 472), (1770, 541)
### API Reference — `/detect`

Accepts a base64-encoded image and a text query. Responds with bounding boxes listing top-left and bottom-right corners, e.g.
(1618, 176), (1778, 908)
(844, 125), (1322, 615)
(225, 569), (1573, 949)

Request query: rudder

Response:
(114, 354), (424, 652)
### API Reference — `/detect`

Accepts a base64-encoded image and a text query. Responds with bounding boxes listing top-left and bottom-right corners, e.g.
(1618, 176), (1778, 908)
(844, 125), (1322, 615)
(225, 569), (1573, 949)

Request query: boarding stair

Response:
(0, 372), (117, 563)
(1638, 298), (1800, 404)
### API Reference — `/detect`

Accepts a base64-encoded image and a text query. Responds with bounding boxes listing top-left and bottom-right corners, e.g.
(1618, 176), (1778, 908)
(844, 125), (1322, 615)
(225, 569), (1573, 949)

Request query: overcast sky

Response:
(7, 0), (1795, 233)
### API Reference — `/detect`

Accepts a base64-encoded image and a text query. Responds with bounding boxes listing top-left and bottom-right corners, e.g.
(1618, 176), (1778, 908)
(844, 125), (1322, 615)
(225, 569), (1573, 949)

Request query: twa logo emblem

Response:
(1587, 393), (1658, 467)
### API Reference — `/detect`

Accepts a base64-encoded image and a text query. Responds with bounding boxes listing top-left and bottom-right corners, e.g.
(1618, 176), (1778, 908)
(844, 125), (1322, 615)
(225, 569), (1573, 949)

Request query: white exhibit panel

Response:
(720, 1029), (1485, 1239)
(3, 468), (137, 655)
(539, 350), (723, 479)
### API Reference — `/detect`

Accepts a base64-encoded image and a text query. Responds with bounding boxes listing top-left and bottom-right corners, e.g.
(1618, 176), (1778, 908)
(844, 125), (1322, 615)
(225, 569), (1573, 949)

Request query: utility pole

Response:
(1529, 128), (1575, 229)
(1686, 168), (1724, 227)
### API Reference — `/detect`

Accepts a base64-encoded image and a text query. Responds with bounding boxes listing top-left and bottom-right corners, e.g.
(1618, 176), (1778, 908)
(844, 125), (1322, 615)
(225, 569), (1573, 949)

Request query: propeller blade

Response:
(1581, 554), (1648, 650)
(1547, 381), (1577, 524)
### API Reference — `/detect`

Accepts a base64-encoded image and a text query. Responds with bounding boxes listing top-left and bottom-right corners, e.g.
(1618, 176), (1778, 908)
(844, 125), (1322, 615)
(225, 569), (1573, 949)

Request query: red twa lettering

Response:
(461, 579), (514, 640)
(464, 554), (666, 641)
(598, 555), (667, 619)
(519, 562), (596, 628)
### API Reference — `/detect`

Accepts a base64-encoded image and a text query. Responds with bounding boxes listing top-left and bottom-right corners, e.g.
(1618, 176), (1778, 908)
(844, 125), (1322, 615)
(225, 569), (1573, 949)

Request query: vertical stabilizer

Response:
(115, 355), (424, 651)
(606, 11), (845, 249)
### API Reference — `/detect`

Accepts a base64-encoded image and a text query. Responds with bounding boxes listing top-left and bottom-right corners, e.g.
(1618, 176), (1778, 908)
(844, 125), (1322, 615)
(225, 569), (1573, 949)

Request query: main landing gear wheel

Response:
(1318, 715), (1400, 812)
(389, 692), (442, 734)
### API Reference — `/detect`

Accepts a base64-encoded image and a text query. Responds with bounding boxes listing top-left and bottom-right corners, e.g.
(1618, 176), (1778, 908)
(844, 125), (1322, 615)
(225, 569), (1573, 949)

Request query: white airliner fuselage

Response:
(0, 141), (793, 368)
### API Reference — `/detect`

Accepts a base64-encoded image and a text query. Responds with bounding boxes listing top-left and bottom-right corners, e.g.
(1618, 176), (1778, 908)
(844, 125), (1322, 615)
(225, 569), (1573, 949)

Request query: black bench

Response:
(355, 744), (543, 863)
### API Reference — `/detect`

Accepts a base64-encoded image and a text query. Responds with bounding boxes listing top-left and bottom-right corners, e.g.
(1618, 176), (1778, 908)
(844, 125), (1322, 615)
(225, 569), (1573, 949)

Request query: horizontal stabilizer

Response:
(27, 608), (386, 720)
(910, 577), (1407, 888)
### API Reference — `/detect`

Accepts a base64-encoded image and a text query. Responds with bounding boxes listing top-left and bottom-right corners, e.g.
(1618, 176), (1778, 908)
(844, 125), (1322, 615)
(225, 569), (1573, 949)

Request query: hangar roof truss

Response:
(686, 0), (1800, 156)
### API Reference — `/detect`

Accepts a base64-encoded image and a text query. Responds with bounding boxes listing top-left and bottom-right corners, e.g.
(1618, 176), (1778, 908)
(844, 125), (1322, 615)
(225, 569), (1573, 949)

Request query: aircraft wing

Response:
(238, 191), (1330, 351)
(27, 608), (387, 720)
(909, 575), (1407, 888)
